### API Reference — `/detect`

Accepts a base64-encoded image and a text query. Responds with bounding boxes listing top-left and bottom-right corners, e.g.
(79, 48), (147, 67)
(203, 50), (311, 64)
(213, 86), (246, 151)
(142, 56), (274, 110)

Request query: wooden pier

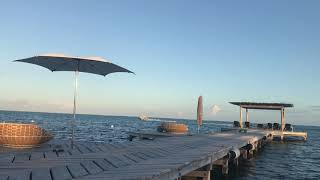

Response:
(0, 101), (307, 179)
(0, 129), (277, 180)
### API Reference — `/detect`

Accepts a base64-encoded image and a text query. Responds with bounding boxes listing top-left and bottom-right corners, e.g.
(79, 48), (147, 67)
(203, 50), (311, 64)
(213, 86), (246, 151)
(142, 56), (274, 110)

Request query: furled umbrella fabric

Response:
(197, 96), (203, 133)
(15, 53), (134, 147)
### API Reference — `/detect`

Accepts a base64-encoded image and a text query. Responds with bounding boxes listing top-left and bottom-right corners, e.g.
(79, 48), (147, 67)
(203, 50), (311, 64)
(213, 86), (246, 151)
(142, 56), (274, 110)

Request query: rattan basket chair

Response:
(157, 122), (188, 134)
(0, 123), (53, 148)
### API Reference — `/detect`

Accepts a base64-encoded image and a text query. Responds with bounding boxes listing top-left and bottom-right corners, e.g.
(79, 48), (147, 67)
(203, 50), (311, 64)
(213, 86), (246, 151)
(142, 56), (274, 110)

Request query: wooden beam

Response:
(240, 148), (248, 160)
(240, 106), (243, 128)
(241, 105), (285, 110)
(282, 109), (286, 131)
(246, 109), (249, 122)
(213, 158), (229, 175)
(281, 108), (285, 132)
(184, 170), (210, 178)
(182, 164), (212, 180)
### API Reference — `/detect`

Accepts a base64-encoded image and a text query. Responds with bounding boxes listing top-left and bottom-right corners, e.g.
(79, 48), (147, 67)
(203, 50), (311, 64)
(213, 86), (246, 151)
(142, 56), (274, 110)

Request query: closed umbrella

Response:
(15, 53), (134, 147)
(197, 96), (203, 133)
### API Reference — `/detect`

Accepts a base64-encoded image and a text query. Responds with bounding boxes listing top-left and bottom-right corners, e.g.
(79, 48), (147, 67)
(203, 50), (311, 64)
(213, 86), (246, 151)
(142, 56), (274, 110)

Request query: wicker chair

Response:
(233, 121), (240, 127)
(285, 123), (293, 131)
(273, 123), (280, 130)
(257, 124), (264, 129)
(245, 122), (250, 128)
(0, 123), (53, 148)
(157, 122), (188, 134)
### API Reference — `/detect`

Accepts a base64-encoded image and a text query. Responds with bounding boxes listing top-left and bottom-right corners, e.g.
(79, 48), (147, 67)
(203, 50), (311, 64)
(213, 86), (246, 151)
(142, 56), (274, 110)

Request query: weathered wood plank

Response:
(115, 155), (135, 165)
(122, 154), (142, 163)
(141, 151), (159, 158)
(68, 147), (82, 155)
(105, 144), (118, 151)
(67, 163), (88, 178)
(30, 152), (44, 160)
(44, 152), (57, 159)
(12, 154), (30, 162)
(93, 144), (107, 152)
(82, 144), (102, 153)
(109, 143), (125, 150)
(32, 168), (52, 180)
(76, 144), (91, 154)
(0, 154), (14, 163)
(99, 144), (112, 151)
(93, 159), (115, 171)
(7, 170), (30, 180)
(0, 175), (8, 180)
(134, 152), (150, 160)
(105, 156), (128, 168)
(81, 161), (103, 175)
(50, 166), (72, 180)
(57, 151), (70, 157)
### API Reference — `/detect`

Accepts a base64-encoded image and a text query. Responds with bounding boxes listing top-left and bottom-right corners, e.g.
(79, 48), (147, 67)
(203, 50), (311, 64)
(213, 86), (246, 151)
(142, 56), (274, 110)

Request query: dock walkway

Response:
(0, 130), (272, 180)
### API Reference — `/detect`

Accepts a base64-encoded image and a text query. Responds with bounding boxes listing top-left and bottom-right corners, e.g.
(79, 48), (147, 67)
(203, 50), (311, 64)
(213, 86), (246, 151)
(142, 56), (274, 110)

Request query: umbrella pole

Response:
(71, 71), (79, 149)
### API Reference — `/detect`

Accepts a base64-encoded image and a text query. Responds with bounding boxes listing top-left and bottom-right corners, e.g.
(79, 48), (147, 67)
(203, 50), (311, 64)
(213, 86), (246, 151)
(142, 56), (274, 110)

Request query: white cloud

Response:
(211, 105), (221, 115)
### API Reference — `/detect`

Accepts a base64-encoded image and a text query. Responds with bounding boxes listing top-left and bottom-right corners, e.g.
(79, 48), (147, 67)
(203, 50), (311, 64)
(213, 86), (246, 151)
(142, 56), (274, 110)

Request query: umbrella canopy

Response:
(197, 96), (203, 132)
(15, 53), (134, 75)
(15, 53), (134, 147)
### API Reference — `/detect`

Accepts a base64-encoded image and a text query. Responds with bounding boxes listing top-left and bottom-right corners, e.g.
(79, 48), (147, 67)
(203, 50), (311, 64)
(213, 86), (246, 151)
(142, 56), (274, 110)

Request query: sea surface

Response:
(0, 110), (319, 180)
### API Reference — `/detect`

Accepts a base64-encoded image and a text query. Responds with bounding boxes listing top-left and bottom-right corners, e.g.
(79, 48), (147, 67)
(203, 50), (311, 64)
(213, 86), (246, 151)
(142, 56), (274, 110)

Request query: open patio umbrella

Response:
(15, 53), (134, 147)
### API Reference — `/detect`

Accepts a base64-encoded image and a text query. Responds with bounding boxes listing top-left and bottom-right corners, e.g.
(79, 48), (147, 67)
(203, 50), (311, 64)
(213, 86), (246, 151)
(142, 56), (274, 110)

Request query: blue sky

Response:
(0, 0), (319, 125)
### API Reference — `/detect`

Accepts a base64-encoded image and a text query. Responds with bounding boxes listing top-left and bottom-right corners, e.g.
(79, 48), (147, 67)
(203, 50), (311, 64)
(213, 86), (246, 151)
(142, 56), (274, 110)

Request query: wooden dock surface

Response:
(0, 129), (272, 180)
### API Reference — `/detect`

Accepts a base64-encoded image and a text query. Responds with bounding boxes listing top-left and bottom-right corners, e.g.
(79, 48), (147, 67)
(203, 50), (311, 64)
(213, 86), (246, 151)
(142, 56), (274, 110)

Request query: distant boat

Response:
(138, 115), (149, 121)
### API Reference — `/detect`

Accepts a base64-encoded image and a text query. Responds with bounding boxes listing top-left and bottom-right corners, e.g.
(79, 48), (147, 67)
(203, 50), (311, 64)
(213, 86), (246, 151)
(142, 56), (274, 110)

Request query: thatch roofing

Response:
(229, 102), (293, 110)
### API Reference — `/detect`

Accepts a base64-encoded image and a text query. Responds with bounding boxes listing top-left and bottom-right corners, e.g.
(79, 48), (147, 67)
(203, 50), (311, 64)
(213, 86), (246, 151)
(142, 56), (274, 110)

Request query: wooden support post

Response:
(183, 171), (210, 180)
(183, 164), (212, 180)
(281, 108), (285, 132)
(253, 141), (258, 154)
(283, 109), (286, 131)
(222, 162), (228, 176)
(240, 148), (248, 160)
(267, 133), (273, 142)
(240, 146), (254, 159)
(213, 158), (229, 175)
(258, 140), (262, 149)
(261, 138), (266, 146)
(248, 149), (254, 159)
(246, 108), (249, 122)
(205, 165), (212, 180)
(230, 157), (238, 167)
(240, 106), (243, 128)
